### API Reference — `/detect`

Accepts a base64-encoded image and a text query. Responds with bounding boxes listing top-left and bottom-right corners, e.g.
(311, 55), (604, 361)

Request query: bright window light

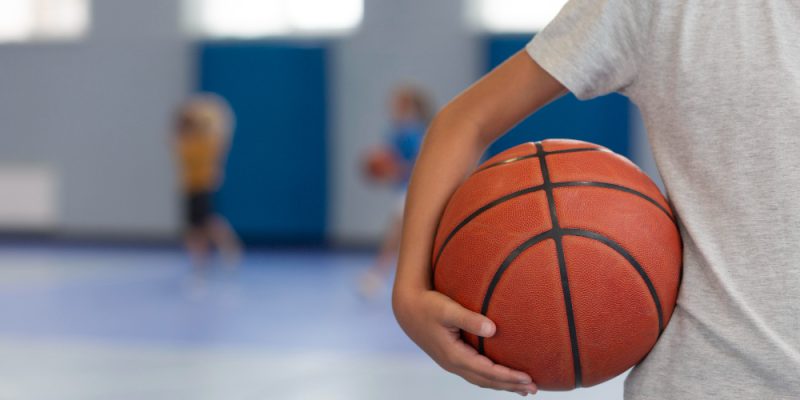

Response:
(468, 0), (568, 33)
(0, 0), (36, 42)
(0, 0), (90, 43)
(187, 0), (363, 38)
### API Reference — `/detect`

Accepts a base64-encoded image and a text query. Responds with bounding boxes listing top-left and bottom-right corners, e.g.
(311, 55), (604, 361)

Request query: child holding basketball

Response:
(393, 0), (800, 398)
(359, 85), (432, 298)
(174, 94), (242, 267)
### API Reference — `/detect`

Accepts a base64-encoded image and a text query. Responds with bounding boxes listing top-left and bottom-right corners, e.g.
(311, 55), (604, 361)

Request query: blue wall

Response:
(198, 42), (328, 244)
(192, 36), (631, 245)
(486, 36), (630, 158)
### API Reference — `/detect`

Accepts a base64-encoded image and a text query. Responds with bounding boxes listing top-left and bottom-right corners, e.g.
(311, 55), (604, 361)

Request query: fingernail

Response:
(516, 392), (527, 397)
(480, 321), (494, 336)
(519, 379), (531, 385)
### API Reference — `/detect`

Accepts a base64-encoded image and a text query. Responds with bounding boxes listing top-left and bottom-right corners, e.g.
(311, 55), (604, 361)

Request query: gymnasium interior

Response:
(0, 1), (661, 399)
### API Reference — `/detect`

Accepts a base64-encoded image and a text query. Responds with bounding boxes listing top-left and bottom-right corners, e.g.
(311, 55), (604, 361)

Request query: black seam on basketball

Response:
(538, 142), (583, 388)
(562, 228), (664, 334)
(431, 185), (545, 273)
(432, 180), (676, 277)
(477, 230), (555, 354)
(553, 181), (675, 222)
(474, 153), (540, 173)
(473, 147), (602, 174)
(548, 147), (605, 155)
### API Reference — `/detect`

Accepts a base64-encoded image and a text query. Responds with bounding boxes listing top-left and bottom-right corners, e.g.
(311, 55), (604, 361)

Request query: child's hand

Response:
(393, 288), (539, 396)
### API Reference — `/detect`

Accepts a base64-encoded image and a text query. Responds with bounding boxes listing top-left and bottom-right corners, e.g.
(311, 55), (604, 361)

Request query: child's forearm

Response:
(393, 52), (566, 300)
(390, 52), (564, 395)
(393, 111), (487, 295)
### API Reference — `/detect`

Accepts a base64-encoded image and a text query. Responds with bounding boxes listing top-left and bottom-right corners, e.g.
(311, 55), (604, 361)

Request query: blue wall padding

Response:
(486, 36), (630, 158)
(198, 42), (328, 243)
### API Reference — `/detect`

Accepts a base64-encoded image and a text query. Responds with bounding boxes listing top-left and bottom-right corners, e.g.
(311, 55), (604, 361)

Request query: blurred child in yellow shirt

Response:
(174, 94), (241, 267)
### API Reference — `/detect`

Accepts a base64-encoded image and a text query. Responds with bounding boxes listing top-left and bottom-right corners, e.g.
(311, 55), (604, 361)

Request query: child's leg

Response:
(373, 212), (403, 276)
(207, 215), (242, 266)
(184, 191), (216, 267)
(359, 211), (403, 298)
(185, 227), (211, 267)
(375, 190), (408, 275)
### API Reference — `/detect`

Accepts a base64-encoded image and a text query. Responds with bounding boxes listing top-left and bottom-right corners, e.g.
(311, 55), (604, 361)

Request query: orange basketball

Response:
(363, 147), (401, 183)
(432, 139), (682, 390)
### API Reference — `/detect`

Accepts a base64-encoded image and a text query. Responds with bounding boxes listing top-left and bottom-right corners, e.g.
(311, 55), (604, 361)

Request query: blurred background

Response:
(0, 0), (659, 399)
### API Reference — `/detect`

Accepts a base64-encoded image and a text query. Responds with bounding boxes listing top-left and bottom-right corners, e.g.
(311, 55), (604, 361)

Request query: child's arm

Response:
(392, 51), (565, 395)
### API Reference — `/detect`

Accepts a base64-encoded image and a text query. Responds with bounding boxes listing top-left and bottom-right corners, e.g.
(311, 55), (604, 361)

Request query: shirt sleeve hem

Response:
(525, 37), (598, 101)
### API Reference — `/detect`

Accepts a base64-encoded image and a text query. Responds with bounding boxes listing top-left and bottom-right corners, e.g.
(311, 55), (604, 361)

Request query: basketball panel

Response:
(434, 157), (544, 259)
(541, 139), (603, 153)
(483, 239), (576, 390)
(434, 191), (552, 313)
(546, 150), (671, 215)
(554, 187), (682, 322)
(480, 142), (539, 167)
(562, 235), (660, 387)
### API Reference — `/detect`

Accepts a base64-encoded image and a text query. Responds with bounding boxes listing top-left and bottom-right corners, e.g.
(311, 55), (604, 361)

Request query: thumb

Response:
(441, 299), (496, 338)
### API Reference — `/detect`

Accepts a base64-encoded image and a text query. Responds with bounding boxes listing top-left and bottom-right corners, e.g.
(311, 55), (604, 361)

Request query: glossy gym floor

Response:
(0, 245), (626, 399)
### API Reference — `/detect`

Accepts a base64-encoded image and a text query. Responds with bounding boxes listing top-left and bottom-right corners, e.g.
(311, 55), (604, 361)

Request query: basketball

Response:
(363, 147), (402, 183)
(432, 139), (682, 390)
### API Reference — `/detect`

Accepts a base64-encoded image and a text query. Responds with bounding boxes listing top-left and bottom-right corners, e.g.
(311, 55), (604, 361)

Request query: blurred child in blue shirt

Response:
(360, 85), (433, 298)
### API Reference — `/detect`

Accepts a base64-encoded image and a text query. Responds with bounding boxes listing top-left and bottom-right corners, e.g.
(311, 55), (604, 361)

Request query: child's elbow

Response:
(428, 105), (488, 148)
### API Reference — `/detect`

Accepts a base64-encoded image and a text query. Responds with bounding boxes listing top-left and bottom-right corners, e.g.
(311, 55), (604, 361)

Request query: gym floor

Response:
(0, 245), (625, 399)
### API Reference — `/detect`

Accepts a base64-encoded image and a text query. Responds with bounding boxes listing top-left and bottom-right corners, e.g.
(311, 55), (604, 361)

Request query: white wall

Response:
(0, 0), (189, 237)
(0, 0), (658, 243)
(0, 0), (475, 242)
(330, 0), (481, 244)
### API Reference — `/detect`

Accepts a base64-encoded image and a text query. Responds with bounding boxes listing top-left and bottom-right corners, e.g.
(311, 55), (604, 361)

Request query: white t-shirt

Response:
(528, 1), (800, 398)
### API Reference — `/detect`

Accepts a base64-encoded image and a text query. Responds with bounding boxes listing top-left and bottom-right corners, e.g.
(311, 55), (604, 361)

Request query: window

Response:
(0, 0), (90, 43)
(185, 0), (364, 38)
(467, 0), (568, 33)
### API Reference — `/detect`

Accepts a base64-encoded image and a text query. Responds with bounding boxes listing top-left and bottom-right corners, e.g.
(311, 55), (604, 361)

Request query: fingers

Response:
(433, 294), (538, 394)
(439, 297), (495, 337)
(405, 291), (538, 395)
(460, 370), (538, 396)
(451, 340), (533, 385)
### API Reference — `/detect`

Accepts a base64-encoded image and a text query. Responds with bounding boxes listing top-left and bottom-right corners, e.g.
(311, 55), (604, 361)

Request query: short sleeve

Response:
(526, 0), (652, 100)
